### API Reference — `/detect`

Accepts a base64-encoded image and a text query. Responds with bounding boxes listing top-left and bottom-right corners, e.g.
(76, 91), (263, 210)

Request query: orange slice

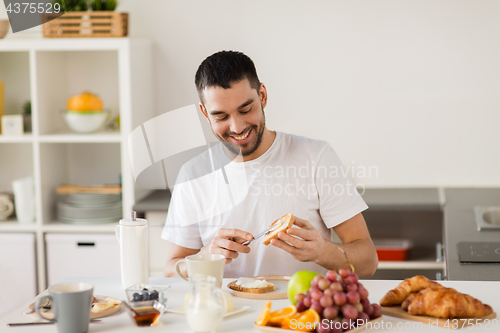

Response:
(255, 301), (272, 326)
(268, 305), (297, 325)
(281, 308), (320, 332)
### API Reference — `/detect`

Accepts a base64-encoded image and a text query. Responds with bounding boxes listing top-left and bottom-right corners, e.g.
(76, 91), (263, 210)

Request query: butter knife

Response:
(242, 220), (284, 246)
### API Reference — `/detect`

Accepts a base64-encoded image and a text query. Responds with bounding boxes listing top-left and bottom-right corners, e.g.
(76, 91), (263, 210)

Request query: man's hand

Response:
(201, 228), (253, 264)
(270, 214), (378, 276)
(270, 217), (326, 263)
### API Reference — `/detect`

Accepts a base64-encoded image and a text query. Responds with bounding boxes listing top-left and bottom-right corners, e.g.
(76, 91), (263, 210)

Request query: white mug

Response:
(175, 253), (225, 288)
(12, 177), (35, 224)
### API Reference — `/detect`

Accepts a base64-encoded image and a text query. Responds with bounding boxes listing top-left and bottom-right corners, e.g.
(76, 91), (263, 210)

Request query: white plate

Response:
(166, 305), (250, 318)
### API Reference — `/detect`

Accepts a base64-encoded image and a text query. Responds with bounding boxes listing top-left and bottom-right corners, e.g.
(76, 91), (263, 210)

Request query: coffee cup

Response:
(175, 253), (225, 288)
(35, 282), (93, 333)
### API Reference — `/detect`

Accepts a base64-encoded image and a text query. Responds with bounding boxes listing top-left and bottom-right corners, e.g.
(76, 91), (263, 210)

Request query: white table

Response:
(1, 278), (498, 332)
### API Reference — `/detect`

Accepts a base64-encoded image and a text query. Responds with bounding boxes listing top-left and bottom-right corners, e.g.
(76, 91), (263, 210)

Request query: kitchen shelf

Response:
(38, 131), (121, 143)
(42, 222), (118, 233)
(0, 38), (154, 294)
(377, 247), (444, 270)
(0, 220), (37, 232)
(0, 134), (34, 143)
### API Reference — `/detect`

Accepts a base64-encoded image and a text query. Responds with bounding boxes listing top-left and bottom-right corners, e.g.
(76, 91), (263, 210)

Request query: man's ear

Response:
(199, 103), (210, 123)
(259, 83), (268, 109)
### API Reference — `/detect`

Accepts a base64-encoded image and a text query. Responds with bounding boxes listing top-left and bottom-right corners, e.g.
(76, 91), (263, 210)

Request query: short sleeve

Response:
(314, 144), (368, 228)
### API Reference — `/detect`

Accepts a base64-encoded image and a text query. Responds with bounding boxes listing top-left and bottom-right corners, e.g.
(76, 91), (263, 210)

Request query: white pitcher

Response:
(115, 211), (149, 288)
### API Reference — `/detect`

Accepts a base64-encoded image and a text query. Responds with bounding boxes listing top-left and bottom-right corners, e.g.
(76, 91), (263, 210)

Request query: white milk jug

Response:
(115, 211), (149, 288)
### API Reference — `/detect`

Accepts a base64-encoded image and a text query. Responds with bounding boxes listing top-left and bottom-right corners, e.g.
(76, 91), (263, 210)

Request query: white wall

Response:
(3, 0), (500, 187)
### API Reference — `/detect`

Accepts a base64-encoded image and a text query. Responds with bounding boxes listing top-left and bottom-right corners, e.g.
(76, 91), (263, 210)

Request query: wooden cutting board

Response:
(382, 306), (497, 329)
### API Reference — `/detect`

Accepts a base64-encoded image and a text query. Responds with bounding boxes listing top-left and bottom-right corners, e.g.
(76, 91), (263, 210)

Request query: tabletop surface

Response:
(1, 277), (499, 333)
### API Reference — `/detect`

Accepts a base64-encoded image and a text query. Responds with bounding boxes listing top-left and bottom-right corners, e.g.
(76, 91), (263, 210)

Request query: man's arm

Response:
(271, 213), (378, 276)
(164, 243), (199, 278)
(164, 228), (254, 277)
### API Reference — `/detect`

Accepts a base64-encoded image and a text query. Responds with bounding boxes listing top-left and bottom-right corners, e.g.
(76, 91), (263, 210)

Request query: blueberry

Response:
(142, 288), (148, 291)
(150, 291), (159, 301)
(132, 293), (141, 302)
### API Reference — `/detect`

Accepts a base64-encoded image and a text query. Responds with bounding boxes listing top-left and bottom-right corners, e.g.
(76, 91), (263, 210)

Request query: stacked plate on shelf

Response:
(57, 193), (122, 224)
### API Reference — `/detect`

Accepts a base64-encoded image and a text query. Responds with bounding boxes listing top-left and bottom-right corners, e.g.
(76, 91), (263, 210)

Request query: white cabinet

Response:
(45, 233), (121, 285)
(0, 233), (37, 319)
(0, 38), (155, 292)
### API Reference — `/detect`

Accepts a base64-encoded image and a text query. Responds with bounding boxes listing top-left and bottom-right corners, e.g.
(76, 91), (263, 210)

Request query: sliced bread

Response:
(262, 213), (295, 246)
(228, 278), (275, 294)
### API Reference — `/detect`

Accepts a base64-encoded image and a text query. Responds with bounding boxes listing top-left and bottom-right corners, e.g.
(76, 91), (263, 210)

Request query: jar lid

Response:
(119, 218), (147, 226)
(119, 211), (147, 226)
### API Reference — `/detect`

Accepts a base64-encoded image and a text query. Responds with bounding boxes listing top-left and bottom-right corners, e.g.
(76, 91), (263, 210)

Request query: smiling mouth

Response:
(230, 129), (252, 142)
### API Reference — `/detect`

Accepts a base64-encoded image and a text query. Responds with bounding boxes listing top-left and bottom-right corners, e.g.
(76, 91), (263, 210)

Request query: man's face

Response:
(200, 79), (268, 158)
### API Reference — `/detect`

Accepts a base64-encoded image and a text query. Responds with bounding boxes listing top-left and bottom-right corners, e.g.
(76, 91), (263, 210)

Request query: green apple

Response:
(287, 270), (321, 305)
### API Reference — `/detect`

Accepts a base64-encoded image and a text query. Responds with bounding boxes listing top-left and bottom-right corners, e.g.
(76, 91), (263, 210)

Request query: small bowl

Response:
(0, 20), (9, 39)
(125, 284), (170, 308)
(64, 110), (109, 133)
(123, 300), (166, 327)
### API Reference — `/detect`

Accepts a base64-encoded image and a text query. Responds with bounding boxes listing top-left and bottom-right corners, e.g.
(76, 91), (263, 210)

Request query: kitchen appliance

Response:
(116, 211), (149, 288)
(458, 242), (500, 263)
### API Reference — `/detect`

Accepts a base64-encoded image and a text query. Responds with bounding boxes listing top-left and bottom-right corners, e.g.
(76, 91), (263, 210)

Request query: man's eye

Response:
(214, 115), (228, 121)
(240, 107), (252, 114)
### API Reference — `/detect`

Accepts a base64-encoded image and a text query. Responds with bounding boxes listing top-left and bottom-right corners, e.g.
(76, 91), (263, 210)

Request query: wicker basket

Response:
(42, 12), (128, 38)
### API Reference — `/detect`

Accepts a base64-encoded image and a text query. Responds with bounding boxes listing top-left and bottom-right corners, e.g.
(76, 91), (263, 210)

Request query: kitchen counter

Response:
(1, 277), (498, 332)
(132, 188), (442, 213)
(444, 188), (500, 281)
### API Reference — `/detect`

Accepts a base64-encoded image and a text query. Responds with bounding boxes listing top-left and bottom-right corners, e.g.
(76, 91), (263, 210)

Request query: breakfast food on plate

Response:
(256, 268), (382, 332)
(228, 277), (275, 294)
(263, 213), (295, 246)
(401, 287), (493, 318)
(91, 297), (121, 313)
(185, 291), (234, 313)
(379, 275), (443, 306)
(381, 275), (494, 319)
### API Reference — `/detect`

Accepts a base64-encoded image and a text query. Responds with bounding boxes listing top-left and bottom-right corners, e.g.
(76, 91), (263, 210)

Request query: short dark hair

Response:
(195, 51), (261, 102)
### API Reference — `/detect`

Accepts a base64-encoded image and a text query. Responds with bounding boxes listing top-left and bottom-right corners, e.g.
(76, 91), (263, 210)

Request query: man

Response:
(162, 51), (378, 278)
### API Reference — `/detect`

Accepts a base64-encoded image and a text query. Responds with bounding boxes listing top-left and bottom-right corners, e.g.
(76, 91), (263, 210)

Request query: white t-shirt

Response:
(161, 131), (368, 277)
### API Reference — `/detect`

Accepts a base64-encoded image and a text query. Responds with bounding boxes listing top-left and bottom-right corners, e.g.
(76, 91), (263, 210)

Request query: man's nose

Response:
(229, 116), (246, 134)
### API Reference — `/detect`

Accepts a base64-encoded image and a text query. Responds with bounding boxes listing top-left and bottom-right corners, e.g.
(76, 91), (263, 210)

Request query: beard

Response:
(213, 108), (266, 158)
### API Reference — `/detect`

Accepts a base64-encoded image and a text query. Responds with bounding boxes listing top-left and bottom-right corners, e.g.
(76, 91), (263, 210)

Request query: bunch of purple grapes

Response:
(294, 268), (382, 333)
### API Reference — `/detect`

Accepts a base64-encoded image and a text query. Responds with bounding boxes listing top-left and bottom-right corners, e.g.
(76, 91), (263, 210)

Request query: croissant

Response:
(405, 287), (494, 318)
(380, 275), (444, 306)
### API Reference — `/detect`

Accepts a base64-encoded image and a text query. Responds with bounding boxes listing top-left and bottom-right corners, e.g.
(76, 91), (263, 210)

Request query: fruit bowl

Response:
(64, 110), (110, 133)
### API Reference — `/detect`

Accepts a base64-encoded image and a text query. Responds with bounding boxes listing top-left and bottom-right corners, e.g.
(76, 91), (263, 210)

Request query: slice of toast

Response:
(228, 280), (275, 294)
(263, 213), (295, 246)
